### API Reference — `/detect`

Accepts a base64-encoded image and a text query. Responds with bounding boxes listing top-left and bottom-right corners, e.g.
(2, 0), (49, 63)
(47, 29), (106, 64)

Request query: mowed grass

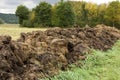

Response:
(0, 24), (46, 40)
(44, 41), (120, 80)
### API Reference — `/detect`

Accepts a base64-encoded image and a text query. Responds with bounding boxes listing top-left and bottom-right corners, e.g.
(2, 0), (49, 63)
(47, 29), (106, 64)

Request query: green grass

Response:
(45, 41), (120, 80)
(0, 24), (46, 40)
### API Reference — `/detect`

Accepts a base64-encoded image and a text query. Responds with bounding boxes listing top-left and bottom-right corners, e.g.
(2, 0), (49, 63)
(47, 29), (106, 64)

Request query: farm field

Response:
(0, 24), (46, 40)
(0, 0), (120, 80)
(0, 24), (120, 80)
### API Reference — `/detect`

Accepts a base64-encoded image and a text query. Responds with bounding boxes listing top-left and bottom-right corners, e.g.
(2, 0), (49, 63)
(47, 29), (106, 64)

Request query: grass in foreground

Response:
(0, 24), (46, 40)
(45, 41), (120, 80)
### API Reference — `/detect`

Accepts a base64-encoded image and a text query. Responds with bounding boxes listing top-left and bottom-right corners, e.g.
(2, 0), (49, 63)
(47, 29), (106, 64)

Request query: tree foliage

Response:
(97, 4), (107, 24)
(105, 1), (120, 28)
(34, 2), (52, 27)
(16, 5), (29, 25)
(0, 13), (18, 24)
(54, 1), (75, 27)
(16, 1), (120, 28)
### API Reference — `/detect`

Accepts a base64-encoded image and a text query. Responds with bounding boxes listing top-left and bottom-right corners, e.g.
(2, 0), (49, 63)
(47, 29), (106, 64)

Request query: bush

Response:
(22, 20), (33, 28)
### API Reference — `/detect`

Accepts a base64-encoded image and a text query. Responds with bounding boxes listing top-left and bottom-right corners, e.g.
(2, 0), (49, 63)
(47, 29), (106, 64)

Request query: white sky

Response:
(71, 0), (115, 4)
(0, 0), (118, 14)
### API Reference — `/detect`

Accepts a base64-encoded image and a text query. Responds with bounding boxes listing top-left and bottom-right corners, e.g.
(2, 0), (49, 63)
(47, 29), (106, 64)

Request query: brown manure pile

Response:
(0, 24), (120, 80)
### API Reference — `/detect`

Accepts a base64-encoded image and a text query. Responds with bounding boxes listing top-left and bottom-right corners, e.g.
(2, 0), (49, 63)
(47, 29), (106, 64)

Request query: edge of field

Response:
(44, 41), (120, 80)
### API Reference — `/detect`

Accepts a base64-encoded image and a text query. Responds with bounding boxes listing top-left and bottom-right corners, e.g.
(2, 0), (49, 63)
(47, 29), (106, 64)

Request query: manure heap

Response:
(0, 25), (120, 80)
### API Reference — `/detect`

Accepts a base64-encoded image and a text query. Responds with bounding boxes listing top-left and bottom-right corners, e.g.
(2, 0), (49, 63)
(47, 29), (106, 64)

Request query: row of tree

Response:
(16, 0), (120, 28)
(71, 1), (120, 28)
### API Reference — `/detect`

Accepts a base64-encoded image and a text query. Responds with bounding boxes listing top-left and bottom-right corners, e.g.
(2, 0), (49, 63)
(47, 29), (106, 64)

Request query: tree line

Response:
(0, 13), (19, 24)
(16, 0), (120, 29)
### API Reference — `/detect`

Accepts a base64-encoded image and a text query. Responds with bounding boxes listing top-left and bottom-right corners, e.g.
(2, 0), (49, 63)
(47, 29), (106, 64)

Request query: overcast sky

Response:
(0, 0), (116, 14)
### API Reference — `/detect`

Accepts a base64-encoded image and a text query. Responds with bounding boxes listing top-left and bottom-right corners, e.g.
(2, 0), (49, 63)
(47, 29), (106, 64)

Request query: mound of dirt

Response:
(0, 36), (39, 80)
(0, 24), (120, 79)
(18, 24), (120, 63)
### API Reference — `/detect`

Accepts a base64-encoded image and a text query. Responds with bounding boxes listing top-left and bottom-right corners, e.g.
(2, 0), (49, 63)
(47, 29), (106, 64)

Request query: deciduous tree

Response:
(55, 0), (75, 27)
(16, 5), (29, 25)
(105, 1), (120, 27)
(35, 2), (52, 27)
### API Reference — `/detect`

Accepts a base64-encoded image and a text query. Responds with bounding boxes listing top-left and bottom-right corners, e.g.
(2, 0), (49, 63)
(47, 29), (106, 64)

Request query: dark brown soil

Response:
(0, 24), (120, 80)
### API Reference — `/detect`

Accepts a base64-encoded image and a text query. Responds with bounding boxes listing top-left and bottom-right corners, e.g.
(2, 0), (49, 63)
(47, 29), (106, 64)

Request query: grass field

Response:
(0, 24), (46, 40)
(0, 24), (120, 80)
